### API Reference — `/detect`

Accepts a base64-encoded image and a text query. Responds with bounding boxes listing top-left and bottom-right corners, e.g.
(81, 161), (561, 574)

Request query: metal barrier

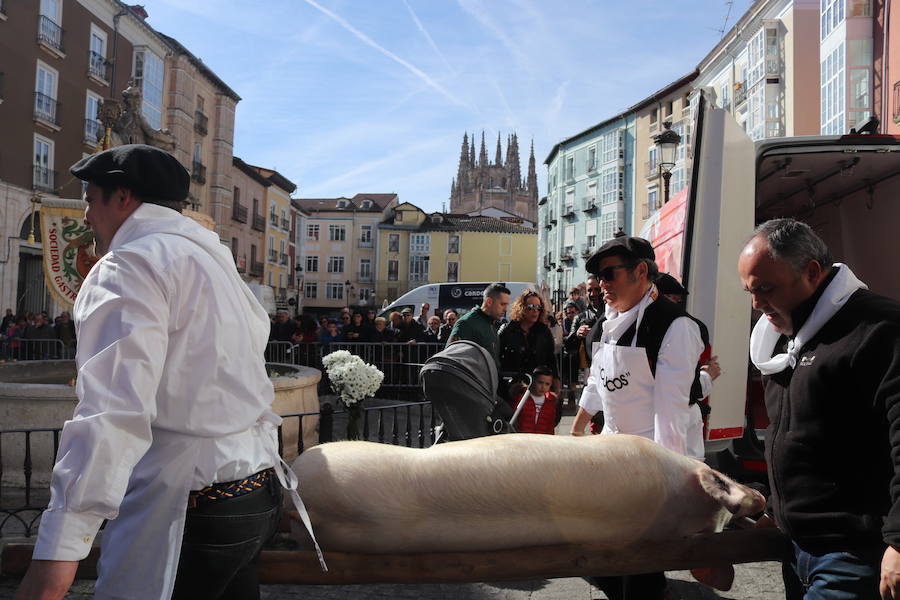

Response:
(0, 339), (69, 361)
(1, 401), (439, 538)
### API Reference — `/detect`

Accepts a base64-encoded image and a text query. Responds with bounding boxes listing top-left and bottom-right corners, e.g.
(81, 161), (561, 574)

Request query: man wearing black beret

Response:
(18, 145), (322, 599)
(572, 236), (707, 600)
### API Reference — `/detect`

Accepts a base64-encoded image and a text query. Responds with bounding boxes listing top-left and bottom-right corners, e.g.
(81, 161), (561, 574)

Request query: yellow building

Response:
(245, 166), (296, 304)
(376, 203), (537, 305)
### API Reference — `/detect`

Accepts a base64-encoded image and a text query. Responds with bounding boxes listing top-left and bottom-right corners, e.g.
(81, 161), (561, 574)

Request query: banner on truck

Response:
(639, 186), (688, 279)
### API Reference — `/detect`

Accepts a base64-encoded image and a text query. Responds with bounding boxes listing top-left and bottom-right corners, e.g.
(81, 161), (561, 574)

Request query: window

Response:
(720, 83), (730, 110)
(268, 235), (276, 262)
(395, 211), (403, 223)
(327, 256), (344, 273)
(84, 91), (102, 144)
(231, 237), (238, 259)
(409, 255), (429, 282)
(305, 282), (317, 299)
(821, 0), (845, 39)
(600, 212), (617, 243)
(563, 224), (575, 257)
(38, 0), (62, 51)
(359, 225), (373, 246)
(388, 259), (399, 281)
(601, 130), (624, 164)
(848, 39), (873, 123)
(410, 233), (429, 253)
(566, 156), (575, 180)
(388, 234), (400, 252)
(33, 135), (53, 191)
(647, 188), (659, 215)
(358, 288), (372, 303)
(35, 61), (58, 123)
(133, 48), (164, 130)
(193, 142), (202, 165)
(647, 147), (658, 174)
(601, 166), (624, 205)
(448, 234), (459, 254)
(587, 146), (597, 171)
(281, 208), (288, 230)
(821, 42), (846, 134)
(447, 261), (459, 282)
(89, 25), (107, 80)
(306, 224), (319, 240)
(585, 218), (597, 250)
(665, 101), (673, 117)
(747, 27), (766, 86)
(359, 258), (372, 281)
(650, 108), (658, 124)
(326, 282), (344, 300)
(306, 256), (318, 272)
(196, 95), (205, 113)
(328, 224), (346, 241)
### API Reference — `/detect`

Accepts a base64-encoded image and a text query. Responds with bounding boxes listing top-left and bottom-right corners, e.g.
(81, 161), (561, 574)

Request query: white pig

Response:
(291, 433), (765, 554)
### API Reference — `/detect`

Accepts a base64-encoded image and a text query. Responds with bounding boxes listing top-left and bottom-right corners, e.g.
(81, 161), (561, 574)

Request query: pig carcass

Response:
(290, 433), (765, 554)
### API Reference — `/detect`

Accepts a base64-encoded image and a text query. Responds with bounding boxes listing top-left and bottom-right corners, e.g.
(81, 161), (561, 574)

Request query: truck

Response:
(644, 90), (900, 479)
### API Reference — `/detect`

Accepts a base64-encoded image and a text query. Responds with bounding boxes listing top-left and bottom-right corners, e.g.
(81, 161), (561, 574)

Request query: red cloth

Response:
(510, 390), (558, 435)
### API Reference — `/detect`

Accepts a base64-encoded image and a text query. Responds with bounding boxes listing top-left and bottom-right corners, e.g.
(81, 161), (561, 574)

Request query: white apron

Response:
(595, 301), (656, 439)
(94, 416), (325, 599)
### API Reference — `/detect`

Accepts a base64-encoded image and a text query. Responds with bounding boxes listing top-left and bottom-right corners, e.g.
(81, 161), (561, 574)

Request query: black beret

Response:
(70, 144), (190, 204)
(585, 236), (655, 275)
(655, 273), (688, 296)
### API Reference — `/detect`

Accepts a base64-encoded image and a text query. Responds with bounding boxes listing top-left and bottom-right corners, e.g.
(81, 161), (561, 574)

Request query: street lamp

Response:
(344, 279), (354, 306)
(293, 265), (303, 316)
(555, 266), (565, 311)
(653, 121), (681, 206)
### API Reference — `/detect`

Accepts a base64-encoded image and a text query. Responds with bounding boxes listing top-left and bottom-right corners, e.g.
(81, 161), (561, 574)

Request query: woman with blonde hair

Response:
(498, 289), (560, 394)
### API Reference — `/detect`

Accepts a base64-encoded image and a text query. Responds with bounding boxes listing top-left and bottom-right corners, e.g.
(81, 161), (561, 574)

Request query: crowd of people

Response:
(0, 309), (77, 359)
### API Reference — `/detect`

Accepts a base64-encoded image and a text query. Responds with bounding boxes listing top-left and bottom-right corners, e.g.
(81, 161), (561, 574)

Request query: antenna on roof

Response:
(442, 202), (446, 213)
(714, 1), (735, 39)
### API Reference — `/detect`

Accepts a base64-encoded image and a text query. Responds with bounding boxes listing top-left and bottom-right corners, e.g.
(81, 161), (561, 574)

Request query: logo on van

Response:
(450, 287), (463, 298)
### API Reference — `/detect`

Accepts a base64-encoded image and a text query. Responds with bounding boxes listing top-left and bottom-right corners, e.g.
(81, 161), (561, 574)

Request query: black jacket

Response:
(563, 303), (604, 366)
(497, 320), (558, 379)
(762, 288), (900, 554)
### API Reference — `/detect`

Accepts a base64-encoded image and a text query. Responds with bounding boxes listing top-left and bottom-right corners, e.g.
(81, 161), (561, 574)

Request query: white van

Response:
(379, 282), (536, 320)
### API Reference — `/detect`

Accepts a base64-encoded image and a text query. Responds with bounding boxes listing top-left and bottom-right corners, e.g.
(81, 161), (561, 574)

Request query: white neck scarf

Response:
(750, 263), (866, 375)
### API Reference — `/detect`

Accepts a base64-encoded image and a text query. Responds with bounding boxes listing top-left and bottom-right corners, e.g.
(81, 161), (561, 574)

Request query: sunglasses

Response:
(596, 264), (632, 282)
(524, 304), (543, 312)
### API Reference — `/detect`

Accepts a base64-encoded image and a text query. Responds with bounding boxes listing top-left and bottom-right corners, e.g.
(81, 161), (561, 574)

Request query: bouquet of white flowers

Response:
(321, 350), (384, 439)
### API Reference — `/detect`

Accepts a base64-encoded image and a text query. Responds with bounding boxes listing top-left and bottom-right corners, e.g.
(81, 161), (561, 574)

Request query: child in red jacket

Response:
(510, 366), (560, 435)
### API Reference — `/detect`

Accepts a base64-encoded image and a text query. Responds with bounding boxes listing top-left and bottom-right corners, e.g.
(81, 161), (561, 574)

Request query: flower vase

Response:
(345, 402), (363, 441)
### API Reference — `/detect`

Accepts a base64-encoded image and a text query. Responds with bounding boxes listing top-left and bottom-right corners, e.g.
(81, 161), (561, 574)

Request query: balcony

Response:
(358, 271), (373, 283)
(88, 51), (109, 83)
(281, 217), (290, 230)
(252, 214), (265, 232)
(581, 196), (597, 211)
(734, 83), (748, 106)
(269, 213), (278, 227)
(561, 247), (575, 262)
(580, 243), (593, 258)
(562, 205), (575, 218)
(645, 160), (659, 180)
(191, 161), (206, 184)
(33, 92), (60, 128)
(232, 202), (248, 223)
(268, 249), (278, 263)
(280, 252), (288, 265)
(194, 111), (208, 136)
(83, 118), (102, 146)
(33, 165), (56, 192)
(37, 15), (65, 57)
(249, 260), (264, 277)
(358, 238), (373, 248)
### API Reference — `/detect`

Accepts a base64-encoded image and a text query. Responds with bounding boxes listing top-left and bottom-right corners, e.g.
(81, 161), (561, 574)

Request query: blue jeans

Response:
(171, 473), (282, 600)
(782, 541), (882, 600)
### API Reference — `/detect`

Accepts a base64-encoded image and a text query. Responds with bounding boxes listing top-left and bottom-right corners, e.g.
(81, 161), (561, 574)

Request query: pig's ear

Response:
(697, 468), (763, 516)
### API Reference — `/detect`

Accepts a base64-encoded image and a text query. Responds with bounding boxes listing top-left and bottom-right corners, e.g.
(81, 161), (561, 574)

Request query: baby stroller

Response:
(419, 340), (517, 441)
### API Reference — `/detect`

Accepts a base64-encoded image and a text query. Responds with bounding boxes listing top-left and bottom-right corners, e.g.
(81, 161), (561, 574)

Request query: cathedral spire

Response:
(494, 132), (502, 166)
(459, 132), (470, 167)
(527, 139), (538, 195)
(508, 133), (521, 190)
(469, 135), (476, 166)
(479, 131), (488, 167)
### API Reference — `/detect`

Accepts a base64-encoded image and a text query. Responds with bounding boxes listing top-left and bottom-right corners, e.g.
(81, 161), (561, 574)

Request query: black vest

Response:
(617, 297), (707, 405)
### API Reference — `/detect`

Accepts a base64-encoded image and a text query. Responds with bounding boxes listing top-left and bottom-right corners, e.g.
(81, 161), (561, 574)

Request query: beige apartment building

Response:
(630, 73), (697, 235)
(294, 194), (399, 313)
(229, 156), (269, 283)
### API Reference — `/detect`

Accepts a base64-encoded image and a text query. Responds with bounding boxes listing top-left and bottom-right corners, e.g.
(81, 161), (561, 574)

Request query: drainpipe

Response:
(111, 10), (128, 90)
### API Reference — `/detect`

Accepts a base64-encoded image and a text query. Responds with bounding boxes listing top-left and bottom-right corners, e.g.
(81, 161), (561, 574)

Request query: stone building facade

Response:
(449, 131), (539, 224)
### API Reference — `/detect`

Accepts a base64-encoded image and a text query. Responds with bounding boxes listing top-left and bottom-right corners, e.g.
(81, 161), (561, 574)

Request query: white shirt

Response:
(530, 392), (545, 423)
(579, 290), (704, 457)
(33, 203), (278, 599)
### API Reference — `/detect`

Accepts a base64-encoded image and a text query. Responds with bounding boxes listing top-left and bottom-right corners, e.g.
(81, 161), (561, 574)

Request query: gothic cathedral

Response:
(449, 131), (539, 224)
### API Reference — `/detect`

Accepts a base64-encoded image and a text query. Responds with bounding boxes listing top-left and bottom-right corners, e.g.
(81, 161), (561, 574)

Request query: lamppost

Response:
(294, 265), (303, 317)
(344, 279), (353, 307)
(653, 121), (681, 206)
(555, 266), (565, 311)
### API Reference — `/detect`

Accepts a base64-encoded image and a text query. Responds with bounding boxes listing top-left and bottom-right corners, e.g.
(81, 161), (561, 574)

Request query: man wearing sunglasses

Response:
(570, 236), (706, 600)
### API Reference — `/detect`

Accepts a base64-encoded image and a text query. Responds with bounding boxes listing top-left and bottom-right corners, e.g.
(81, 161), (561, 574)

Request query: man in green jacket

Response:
(446, 283), (510, 365)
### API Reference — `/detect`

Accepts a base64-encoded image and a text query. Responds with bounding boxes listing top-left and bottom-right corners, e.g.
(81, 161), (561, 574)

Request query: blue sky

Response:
(144, 0), (749, 213)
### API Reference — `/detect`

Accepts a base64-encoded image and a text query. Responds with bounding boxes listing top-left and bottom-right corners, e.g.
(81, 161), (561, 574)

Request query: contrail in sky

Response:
(302, 0), (465, 108)
(402, 0), (456, 77)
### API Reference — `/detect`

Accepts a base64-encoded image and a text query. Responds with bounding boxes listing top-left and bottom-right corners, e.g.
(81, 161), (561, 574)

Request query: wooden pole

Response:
(2, 528), (789, 584)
